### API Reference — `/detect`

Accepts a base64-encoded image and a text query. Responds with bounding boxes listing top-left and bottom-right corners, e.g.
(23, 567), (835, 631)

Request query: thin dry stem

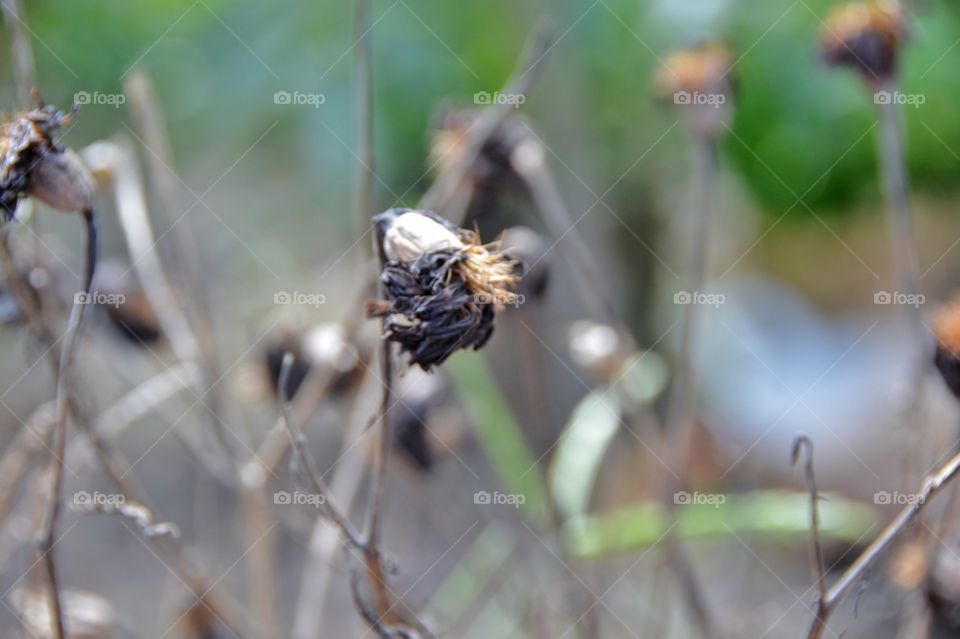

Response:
(792, 435), (827, 603)
(39, 209), (97, 639)
(354, 0), (375, 248)
(0, 0), (37, 108)
(807, 448), (960, 639)
(278, 352), (365, 550)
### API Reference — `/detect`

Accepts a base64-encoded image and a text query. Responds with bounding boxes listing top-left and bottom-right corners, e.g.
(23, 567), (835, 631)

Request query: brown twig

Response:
(807, 448), (960, 639)
(278, 352), (365, 550)
(365, 227), (397, 625)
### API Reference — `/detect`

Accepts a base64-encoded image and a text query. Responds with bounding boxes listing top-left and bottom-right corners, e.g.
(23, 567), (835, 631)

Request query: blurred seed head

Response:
(263, 322), (358, 399)
(932, 296), (960, 398)
(430, 107), (529, 193)
(569, 320), (633, 383)
(371, 209), (519, 370)
(821, 1), (907, 80)
(0, 102), (95, 219)
(655, 43), (734, 138)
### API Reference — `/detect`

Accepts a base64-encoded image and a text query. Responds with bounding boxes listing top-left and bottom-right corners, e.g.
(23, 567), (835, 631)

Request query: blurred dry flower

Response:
(263, 322), (358, 398)
(430, 108), (529, 193)
(821, 1), (907, 80)
(932, 296), (960, 397)
(569, 320), (633, 383)
(0, 101), (94, 219)
(655, 43), (733, 137)
(369, 208), (518, 370)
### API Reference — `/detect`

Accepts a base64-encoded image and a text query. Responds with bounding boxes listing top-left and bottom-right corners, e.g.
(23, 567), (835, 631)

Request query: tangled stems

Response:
(39, 208), (97, 639)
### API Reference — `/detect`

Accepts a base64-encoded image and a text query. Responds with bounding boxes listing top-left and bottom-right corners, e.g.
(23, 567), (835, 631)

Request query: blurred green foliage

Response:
(6, 0), (960, 231)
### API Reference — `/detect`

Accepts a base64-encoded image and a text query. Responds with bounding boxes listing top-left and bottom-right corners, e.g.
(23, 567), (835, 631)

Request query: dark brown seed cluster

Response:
(821, 2), (907, 79)
(369, 209), (518, 371)
(0, 103), (80, 219)
(373, 248), (497, 370)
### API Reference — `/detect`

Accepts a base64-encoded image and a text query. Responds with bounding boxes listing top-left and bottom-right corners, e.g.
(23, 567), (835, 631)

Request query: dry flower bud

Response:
(655, 43), (733, 137)
(0, 102), (95, 218)
(655, 43), (733, 99)
(371, 208), (519, 370)
(821, 2), (907, 79)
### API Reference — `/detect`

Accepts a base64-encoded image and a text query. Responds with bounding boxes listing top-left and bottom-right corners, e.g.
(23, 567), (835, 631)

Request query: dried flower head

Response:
(655, 43), (732, 98)
(655, 43), (733, 137)
(369, 208), (519, 370)
(0, 101), (94, 219)
(933, 296), (960, 398)
(821, 1), (907, 80)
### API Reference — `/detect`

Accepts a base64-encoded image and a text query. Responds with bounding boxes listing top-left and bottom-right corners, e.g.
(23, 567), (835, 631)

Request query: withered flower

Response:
(654, 43), (734, 138)
(0, 102), (94, 219)
(933, 296), (960, 398)
(820, 2), (907, 80)
(369, 208), (518, 370)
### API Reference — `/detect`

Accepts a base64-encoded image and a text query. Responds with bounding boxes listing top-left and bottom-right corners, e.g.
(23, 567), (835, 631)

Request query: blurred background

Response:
(2, 0), (960, 637)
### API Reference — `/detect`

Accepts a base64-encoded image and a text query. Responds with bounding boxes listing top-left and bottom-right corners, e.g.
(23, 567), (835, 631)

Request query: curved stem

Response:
(39, 208), (97, 639)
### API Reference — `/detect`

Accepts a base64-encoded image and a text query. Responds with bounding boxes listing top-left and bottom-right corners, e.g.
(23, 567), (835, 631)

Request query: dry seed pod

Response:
(369, 208), (519, 370)
(0, 102), (95, 219)
(821, 1), (907, 80)
(933, 296), (960, 398)
(655, 43), (733, 138)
